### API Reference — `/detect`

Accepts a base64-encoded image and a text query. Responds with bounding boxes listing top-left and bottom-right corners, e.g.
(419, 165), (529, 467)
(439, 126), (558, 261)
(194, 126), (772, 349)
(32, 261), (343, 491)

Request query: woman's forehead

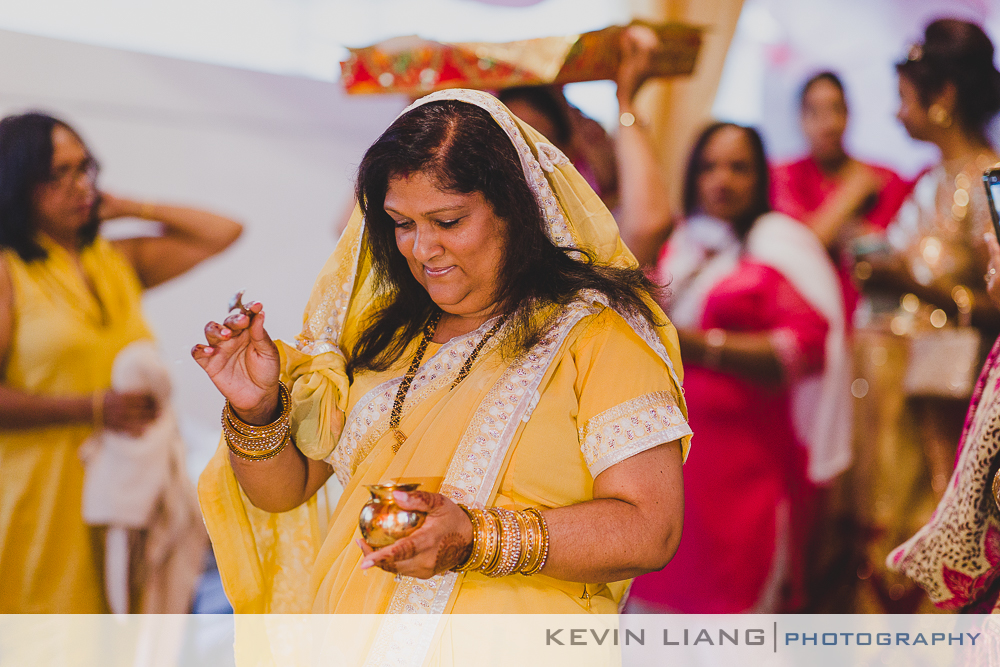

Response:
(703, 127), (754, 160)
(51, 125), (88, 163)
(384, 172), (483, 212)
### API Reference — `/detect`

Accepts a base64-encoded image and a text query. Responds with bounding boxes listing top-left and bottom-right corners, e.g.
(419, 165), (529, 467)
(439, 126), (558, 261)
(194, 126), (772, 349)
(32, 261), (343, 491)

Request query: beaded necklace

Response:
(389, 311), (507, 452)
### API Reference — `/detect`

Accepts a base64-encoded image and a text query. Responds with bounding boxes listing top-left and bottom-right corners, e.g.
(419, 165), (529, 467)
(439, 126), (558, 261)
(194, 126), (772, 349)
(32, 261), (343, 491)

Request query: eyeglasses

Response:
(43, 156), (99, 188)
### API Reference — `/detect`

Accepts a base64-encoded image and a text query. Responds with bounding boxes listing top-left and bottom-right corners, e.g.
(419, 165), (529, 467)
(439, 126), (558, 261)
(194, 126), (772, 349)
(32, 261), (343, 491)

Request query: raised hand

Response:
(358, 490), (473, 579)
(96, 192), (140, 221)
(191, 300), (281, 424)
(616, 24), (660, 108)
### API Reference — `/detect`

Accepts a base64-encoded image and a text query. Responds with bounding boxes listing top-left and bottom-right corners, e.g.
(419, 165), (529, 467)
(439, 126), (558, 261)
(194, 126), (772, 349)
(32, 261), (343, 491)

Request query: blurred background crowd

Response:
(2, 0), (1000, 617)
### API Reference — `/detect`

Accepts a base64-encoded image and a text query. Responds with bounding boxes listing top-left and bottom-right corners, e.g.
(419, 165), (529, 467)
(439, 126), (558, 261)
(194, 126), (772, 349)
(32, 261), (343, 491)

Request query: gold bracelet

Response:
(478, 509), (502, 575)
(519, 509), (542, 574)
(485, 508), (522, 578)
(226, 433), (290, 461)
(452, 504), (481, 573)
(521, 507), (550, 576)
(92, 390), (106, 431)
(225, 382), (291, 436)
(511, 509), (532, 574)
(223, 382), (292, 461)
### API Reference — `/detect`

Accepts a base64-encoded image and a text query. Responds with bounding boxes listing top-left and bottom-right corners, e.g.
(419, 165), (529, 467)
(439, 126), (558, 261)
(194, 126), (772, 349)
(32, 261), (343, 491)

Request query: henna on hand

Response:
(371, 538), (417, 575)
(434, 532), (473, 574)
(374, 558), (398, 574)
(389, 540), (418, 562)
(407, 490), (445, 510)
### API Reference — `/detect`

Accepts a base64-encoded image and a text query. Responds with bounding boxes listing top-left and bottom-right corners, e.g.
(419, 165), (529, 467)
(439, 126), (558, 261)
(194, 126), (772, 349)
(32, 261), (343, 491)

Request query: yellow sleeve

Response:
(573, 308), (692, 478)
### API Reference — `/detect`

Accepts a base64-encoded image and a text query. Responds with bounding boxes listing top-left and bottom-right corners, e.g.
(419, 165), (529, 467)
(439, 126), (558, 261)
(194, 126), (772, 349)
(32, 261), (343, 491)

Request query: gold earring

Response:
(928, 104), (952, 128)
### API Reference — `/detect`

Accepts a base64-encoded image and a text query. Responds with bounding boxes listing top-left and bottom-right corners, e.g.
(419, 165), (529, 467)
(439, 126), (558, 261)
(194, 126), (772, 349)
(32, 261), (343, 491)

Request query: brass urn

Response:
(359, 482), (427, 549)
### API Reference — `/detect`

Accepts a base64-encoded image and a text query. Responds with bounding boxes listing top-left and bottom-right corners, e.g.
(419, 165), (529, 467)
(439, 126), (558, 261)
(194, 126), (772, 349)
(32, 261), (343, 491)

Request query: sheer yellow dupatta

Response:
(197, 89), (689, 618)
(197, 206), (369, 613)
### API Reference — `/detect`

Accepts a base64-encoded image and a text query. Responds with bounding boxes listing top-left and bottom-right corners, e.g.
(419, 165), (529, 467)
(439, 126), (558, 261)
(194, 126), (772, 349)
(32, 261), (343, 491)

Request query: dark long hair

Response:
(896, 19), (1000, 138)
(681, 121), (771, 238)
(351, 99), (661, 373)
(0, 112), (100, 261)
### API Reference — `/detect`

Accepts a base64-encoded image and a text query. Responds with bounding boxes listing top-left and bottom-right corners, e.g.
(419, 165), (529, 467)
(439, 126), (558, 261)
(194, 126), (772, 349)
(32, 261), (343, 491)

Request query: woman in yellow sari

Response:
(195, 90), (690, 661)
(0, 112), (243, 612)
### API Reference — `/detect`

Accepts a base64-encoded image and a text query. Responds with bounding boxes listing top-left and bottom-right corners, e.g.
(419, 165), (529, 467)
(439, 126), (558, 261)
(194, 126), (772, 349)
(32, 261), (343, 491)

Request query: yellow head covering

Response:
(282, 88), (687, 461)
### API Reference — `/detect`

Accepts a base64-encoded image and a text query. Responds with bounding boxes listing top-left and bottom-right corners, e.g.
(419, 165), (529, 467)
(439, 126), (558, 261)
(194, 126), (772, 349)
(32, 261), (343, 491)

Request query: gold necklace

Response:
(389, 312), (507, 452)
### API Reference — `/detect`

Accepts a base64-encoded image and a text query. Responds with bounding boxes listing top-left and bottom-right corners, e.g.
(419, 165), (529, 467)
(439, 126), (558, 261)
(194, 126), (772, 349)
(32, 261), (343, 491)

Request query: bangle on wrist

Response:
(703, 328), (727, 368)
(450, 505), (550, 577)
(223, 381), (291, 461)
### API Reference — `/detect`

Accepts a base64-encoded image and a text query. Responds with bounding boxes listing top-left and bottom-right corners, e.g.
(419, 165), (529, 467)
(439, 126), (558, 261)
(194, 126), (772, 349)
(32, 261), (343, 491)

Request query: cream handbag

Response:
(903, 288), (981, 399)
(903, 326), (982, 399)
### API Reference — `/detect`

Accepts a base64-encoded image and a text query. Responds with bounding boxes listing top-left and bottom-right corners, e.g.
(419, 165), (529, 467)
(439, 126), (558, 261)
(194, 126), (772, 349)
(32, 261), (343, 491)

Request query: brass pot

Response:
(359, 483), (427, 549)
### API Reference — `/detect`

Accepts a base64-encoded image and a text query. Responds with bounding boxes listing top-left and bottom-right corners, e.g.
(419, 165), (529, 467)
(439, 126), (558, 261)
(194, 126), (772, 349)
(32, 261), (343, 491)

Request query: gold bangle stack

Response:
(452, 505), (550, 577)
(222, 381), (291, 461)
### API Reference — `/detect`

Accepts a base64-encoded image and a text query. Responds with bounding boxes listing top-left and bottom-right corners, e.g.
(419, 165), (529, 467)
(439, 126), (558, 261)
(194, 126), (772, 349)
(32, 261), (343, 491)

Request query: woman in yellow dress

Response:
(0, 112), (243, 612)
(194, 89), (690, 662)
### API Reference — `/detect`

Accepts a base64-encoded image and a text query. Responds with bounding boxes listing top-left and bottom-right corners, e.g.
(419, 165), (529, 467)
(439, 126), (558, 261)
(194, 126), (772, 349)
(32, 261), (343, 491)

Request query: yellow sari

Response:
(0, 234), (152, 612)
(198, 89), (691, 662)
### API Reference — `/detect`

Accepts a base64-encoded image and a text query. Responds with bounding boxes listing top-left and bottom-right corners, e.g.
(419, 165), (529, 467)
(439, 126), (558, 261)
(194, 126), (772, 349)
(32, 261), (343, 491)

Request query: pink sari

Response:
(627, 213), (849, 613)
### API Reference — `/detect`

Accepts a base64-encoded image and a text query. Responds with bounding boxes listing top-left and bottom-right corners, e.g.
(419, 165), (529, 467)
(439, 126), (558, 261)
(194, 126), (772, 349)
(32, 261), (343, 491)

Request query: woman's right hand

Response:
(191, 300), (282, 423)
(103, 390), (159, 436)
(616, 25), (660, 108)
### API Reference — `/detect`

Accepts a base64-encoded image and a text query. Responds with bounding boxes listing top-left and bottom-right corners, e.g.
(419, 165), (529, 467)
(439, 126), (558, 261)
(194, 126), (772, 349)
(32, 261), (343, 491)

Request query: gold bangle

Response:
(469, 508), (493, 571)
(520, 509), (542, 574)
(222, 382), (292, 461)
(452, 504), (480, 573)
(478, 509), (502, 575)
(92, 390), (106, 431)
(521, 507), (549, 576)
(511, 510), (532, 574)
(138, 201), (156, 220)
(485, 508), (522, 578)
(225, 382), (291, 436)
(226, 433), (289, 461)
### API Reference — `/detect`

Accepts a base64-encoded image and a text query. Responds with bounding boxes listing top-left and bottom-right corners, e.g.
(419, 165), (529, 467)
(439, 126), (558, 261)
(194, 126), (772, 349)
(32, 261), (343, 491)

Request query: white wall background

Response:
(0, 28), (405, 473)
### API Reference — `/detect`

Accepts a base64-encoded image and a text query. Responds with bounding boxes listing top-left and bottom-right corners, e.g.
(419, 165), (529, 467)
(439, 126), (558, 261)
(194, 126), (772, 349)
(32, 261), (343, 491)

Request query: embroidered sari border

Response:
(579, 390), (691, 477)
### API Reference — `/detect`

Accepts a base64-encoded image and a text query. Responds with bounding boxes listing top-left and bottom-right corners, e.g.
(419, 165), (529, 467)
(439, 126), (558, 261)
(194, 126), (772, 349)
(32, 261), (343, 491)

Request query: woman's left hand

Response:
(97, 192), (140, 221)
(358, 490), (473, 579)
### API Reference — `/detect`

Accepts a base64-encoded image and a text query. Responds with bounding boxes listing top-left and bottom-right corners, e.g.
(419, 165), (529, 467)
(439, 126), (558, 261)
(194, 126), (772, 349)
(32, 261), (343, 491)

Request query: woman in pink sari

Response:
(771, 71), (910, 321)
(624, 122), (851, 612)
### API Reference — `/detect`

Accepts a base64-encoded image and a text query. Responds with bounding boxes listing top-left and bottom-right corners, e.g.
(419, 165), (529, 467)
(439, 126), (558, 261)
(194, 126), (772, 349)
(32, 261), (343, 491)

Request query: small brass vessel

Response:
(359, 483), (426, 549)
